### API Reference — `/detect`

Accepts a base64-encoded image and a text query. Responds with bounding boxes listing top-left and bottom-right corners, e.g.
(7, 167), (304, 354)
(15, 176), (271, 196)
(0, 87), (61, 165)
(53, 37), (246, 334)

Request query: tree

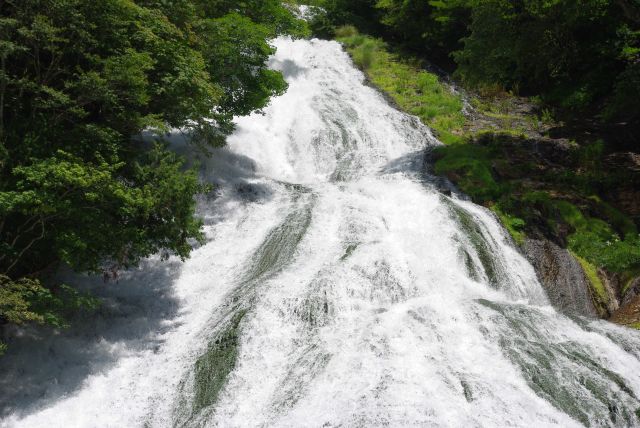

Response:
(454, 0), (639, 120)
(0, 0), (304, 352)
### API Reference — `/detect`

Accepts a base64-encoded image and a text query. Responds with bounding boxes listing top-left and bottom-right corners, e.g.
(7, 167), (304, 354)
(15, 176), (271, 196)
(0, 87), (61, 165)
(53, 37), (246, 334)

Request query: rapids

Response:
(2, 37), (640, 428)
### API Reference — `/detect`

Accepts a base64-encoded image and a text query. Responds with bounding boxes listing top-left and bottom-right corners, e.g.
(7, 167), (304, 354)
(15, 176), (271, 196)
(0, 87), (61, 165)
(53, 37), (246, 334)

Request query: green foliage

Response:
(0, 0), (304, 351)
(570, 233), (640, 274)
(434, 144), (503, 202)
(0, 274), (98, 354)
(375, 0), (471, 63)
(337, 30), (465, 144)
(2, 146), (207, 273)
(492, 205), (526, 246)
(323, 0), (640, 125)
(605, 61), (640, 122)
(304, 0), (382, 38)
(334, 25), (359, 38)
(519, 193), (640, 273)
(574, 253), (610, 311)
(0, 276), (48, 326)
(453, 0), (639, 122)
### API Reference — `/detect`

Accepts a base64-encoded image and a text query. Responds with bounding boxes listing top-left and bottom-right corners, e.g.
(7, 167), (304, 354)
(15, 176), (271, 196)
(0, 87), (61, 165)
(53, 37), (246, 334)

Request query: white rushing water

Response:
(3, 37), (640, 428)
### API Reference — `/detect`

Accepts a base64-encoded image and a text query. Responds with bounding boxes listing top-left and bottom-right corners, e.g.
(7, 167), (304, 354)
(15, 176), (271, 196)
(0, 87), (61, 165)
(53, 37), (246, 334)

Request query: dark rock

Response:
(603, 152), (640, 173)
(523, 238), (598, 318)
(622, 277), (640, 308)
(474, 133), (576, 168)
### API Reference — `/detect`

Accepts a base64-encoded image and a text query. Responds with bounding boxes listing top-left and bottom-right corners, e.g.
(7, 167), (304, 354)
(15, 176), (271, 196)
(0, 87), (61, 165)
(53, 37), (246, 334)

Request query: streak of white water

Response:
(3, 37), (640, 428)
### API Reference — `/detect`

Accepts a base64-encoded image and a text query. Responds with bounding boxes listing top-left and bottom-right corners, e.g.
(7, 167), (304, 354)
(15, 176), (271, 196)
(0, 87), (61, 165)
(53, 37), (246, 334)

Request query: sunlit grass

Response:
(336, 28), (465, 145)
(574, 253), (609, 309)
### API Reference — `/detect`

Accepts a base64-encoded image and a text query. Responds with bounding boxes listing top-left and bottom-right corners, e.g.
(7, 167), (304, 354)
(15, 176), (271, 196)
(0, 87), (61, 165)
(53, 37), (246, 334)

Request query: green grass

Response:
(336, 28), (465, 145)
(433, 144), (503, 202)
(492, 205), (526, 246)
(631, 323), (640, 330)
(588, 195), (638, 237)
(574, 253), (609, 312)
(521, 192), (640, 273)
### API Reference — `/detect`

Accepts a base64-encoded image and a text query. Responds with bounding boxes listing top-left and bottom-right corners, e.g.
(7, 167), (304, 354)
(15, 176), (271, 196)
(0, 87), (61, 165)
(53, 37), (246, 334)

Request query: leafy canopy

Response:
(0, 0), (305, 352)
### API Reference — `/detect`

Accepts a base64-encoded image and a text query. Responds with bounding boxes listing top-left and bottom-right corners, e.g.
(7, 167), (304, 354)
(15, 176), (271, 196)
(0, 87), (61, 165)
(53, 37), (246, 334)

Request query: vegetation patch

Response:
(336, 28), (465, 145)
(433, 143), (501, 202)
(574, 254), (609, 314)
(447, 202), (499, 287)
(0, 275), (99, 354)
(492, 206), (526, 246)
(193, 310), (247, 414)
(0, 0), (307, 352)
(432, 135), (640, 286)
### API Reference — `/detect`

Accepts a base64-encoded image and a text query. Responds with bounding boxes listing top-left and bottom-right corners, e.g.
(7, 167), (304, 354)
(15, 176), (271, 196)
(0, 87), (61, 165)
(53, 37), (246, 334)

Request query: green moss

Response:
(448, 202), (499, 286)
(574, 253), (609, 310)
(192, 310), (247, 413)
(434, 144), (504, 203)
(622, 270), (640, 295)
(588, 196), (637, 237)
(492, 205), (525, 246)
(336, 29), (465, 145)
(243, 191), (314, 283)
(554, 200), (611, 239)
(519, 194), (640, 273)
(623, 278), (635, 296)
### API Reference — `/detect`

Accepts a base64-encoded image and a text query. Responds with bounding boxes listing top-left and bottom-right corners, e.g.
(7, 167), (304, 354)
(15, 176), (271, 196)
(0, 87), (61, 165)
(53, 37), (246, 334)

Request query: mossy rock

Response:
(574, 254), (611, 317)
(193, 310), (247, 413)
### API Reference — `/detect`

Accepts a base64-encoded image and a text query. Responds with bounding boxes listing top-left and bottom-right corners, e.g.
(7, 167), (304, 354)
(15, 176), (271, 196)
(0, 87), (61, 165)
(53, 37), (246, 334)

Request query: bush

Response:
(353, 39), (377, 69)
(335, 24), (359, 38)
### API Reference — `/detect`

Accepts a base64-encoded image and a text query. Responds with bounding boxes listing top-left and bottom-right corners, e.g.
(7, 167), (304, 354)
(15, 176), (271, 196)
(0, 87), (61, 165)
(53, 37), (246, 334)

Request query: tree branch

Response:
(5, 216), (45, 275)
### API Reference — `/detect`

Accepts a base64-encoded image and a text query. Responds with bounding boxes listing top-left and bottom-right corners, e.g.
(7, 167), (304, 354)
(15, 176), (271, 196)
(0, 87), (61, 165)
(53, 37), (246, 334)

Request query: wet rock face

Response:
(622, 277), (640, 308)
(597, 268), (621, 317)
(523, 239), (598, 318)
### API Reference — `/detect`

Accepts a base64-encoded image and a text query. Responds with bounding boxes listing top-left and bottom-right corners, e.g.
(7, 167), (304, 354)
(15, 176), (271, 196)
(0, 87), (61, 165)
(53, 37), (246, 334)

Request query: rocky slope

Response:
(434, 91), (640, 327)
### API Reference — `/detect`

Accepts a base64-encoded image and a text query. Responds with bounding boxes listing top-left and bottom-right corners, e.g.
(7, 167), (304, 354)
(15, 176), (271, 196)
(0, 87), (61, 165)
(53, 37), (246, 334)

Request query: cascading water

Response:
(2, 37), (640, 428)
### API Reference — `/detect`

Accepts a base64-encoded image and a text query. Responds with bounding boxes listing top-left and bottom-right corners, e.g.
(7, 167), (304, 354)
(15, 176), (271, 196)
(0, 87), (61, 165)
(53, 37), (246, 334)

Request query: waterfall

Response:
(2, 37), (640, 428)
